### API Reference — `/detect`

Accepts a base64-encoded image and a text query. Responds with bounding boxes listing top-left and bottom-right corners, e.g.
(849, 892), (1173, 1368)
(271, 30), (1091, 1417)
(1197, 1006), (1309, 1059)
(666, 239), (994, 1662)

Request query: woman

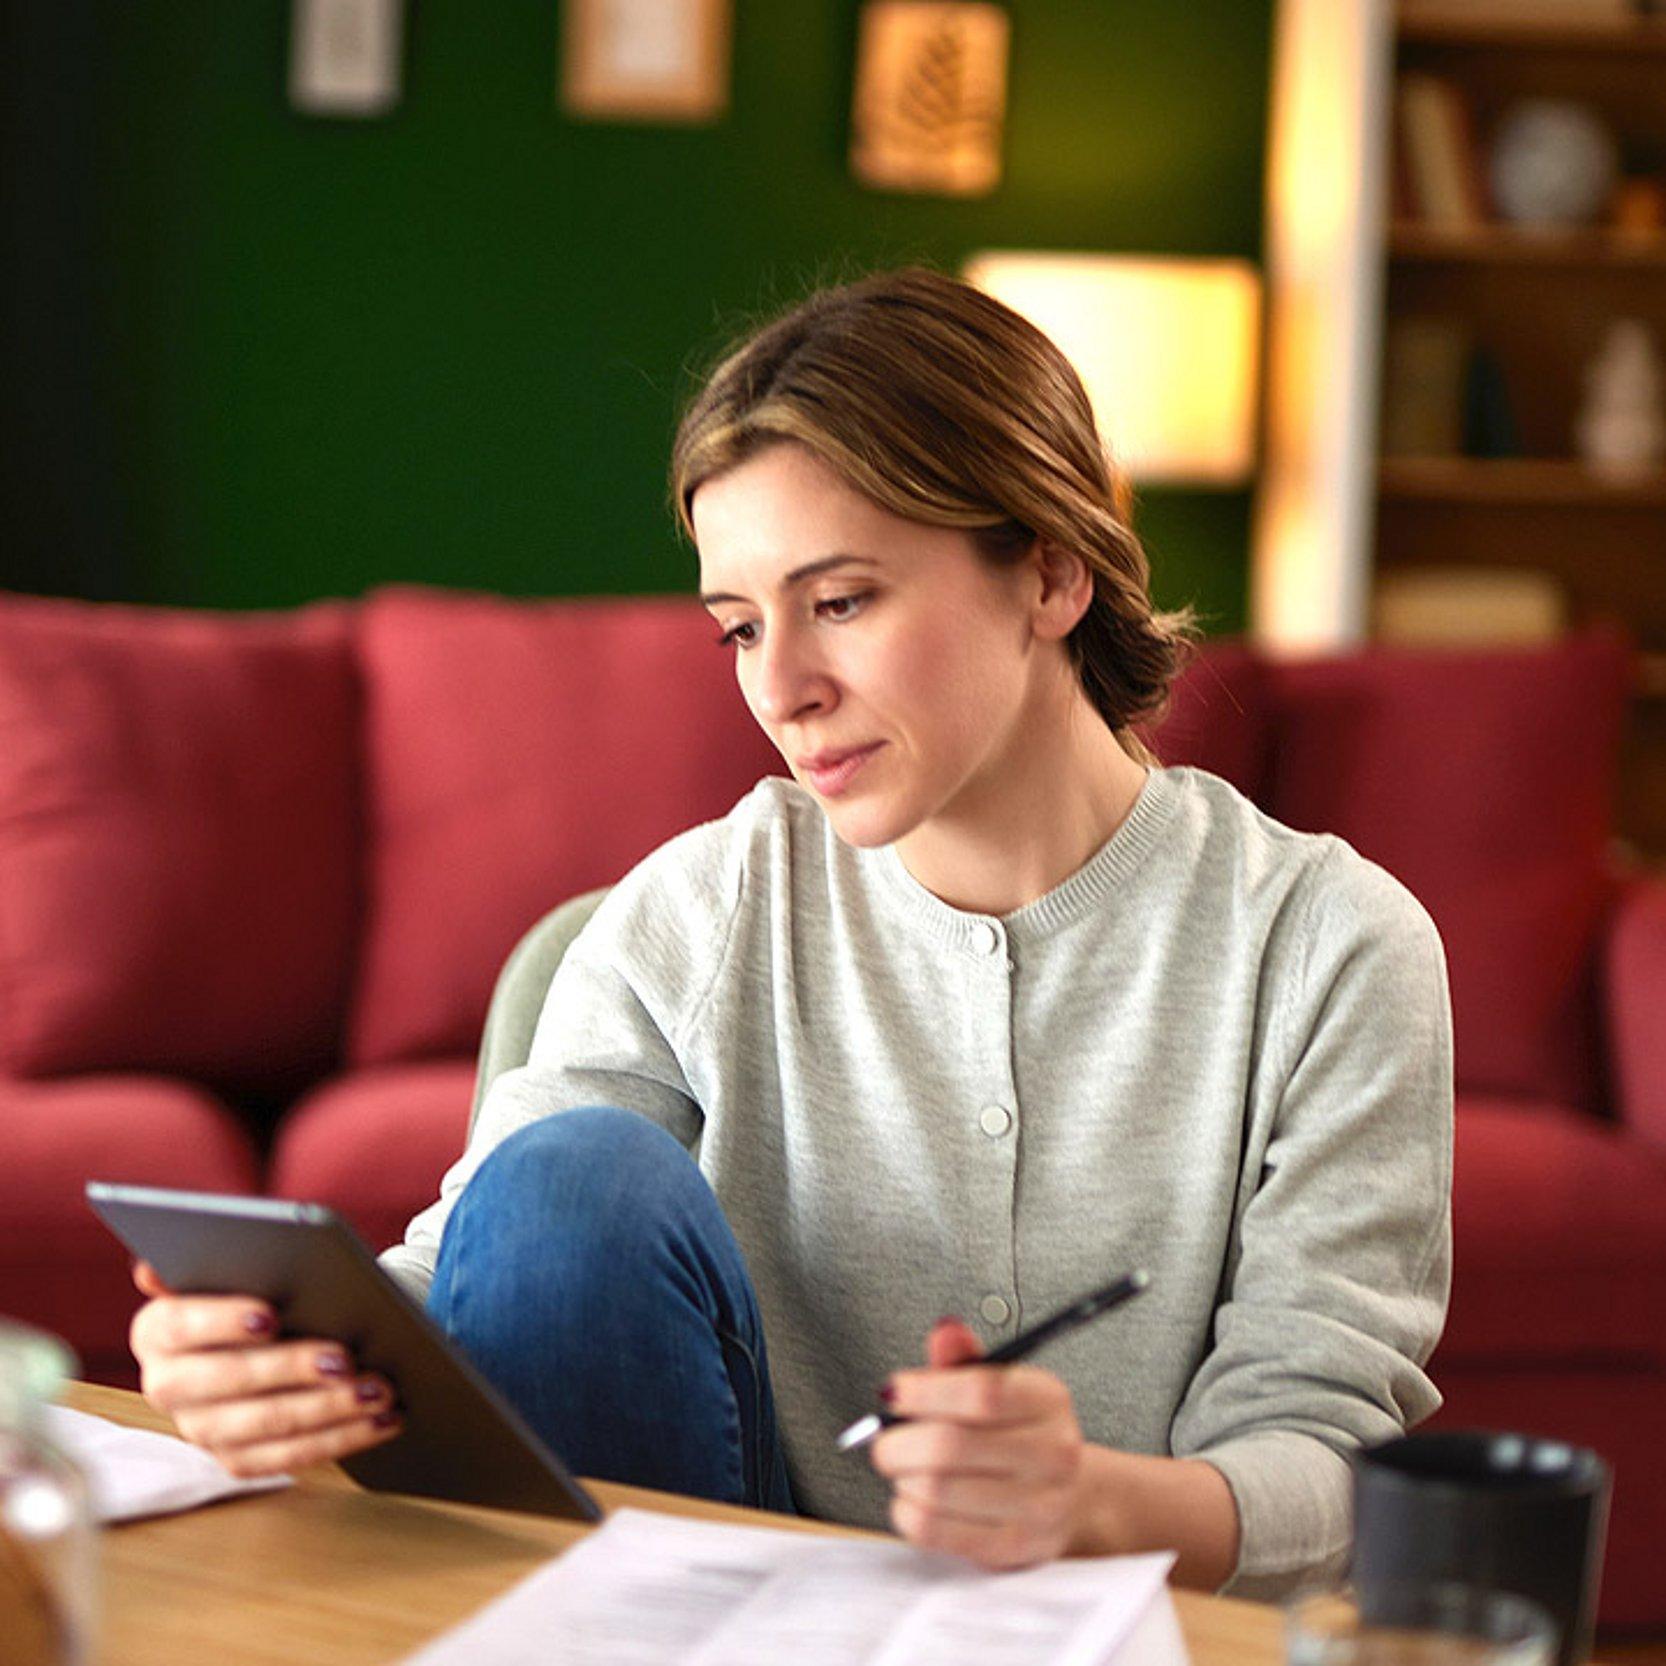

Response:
(128, 267), (1453, 1599)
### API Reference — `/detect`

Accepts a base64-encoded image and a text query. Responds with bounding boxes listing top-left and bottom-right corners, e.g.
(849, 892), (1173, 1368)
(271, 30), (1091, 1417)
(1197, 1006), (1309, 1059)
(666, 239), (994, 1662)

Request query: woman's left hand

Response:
(868, 1316), (1089, 1569)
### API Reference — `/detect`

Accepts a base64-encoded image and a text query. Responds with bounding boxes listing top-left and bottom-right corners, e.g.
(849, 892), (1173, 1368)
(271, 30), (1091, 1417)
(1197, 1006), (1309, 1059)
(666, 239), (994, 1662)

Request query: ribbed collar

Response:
(864, 766), (1181, 953)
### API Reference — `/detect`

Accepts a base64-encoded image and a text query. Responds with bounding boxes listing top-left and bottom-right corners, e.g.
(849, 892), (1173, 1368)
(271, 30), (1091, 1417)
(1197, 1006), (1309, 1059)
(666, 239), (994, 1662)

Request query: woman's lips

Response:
(801, 743), (883, 797)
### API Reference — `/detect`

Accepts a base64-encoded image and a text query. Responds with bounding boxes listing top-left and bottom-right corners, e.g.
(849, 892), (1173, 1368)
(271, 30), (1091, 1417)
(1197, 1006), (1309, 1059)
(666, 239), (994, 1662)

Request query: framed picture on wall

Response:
(850, 1), (1010, 196)
(289, 0), (405, 116)
(560, 0), (732, 123)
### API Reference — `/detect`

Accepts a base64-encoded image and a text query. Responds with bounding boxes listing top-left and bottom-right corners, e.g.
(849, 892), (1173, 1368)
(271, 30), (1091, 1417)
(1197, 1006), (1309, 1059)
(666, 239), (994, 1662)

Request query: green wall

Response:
(83, 3), (1271, 628)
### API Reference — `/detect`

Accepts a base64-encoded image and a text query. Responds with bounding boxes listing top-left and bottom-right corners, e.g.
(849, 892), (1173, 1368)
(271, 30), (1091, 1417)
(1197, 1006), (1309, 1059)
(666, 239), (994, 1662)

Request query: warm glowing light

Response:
(964, 251), (1261, 485)
(1250, 0), (1387, 651)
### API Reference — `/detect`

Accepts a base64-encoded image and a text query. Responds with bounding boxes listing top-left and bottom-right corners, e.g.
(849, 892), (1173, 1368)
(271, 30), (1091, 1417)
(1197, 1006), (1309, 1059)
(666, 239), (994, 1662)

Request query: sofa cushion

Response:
(1606, 874), (1666, 1156)
(347, 588), (781, 1067)
(1262, 631), (1630, 1108)
(1440, 1097), (1666, 1367)
(0, 594), (359, 1096)
(0, 1074), (260, 1380)
(269, 1059), (479, 1255)
(1145, 639), (1269, 799)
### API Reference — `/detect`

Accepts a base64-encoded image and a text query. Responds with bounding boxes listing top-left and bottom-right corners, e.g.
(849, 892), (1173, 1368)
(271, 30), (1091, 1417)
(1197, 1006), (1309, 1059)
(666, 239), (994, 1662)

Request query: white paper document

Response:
(401, 1507), (1185, 1666)
(44, 1405), (291, 1523)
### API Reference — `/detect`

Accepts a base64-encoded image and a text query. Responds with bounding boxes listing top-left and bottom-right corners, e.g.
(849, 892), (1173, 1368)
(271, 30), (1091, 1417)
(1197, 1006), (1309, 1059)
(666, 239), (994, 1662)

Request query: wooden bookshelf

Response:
(1389, 223), (1666, 264)
(1381, 6), (1666, 853)
(1398, 8), (1666, 53)
(1379, 457), (1666, 504)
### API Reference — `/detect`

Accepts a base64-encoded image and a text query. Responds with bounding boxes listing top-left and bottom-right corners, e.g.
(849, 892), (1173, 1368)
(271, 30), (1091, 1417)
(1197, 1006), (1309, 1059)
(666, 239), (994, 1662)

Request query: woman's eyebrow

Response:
(699, 554), (877, 607)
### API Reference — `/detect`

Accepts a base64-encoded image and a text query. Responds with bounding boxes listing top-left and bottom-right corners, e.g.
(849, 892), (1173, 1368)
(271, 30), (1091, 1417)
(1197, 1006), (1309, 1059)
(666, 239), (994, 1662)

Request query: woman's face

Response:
(693, 441), (1053, 850)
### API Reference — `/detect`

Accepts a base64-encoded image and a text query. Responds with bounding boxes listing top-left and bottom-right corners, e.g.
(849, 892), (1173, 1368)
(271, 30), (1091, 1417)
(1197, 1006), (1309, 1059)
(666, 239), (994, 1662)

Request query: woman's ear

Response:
(1029, 540), (1096, 641)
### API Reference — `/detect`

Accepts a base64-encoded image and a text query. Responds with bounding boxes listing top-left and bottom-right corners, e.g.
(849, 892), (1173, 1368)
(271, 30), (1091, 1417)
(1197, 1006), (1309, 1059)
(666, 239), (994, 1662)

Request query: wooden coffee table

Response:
(65, 1382), (1285, 1666)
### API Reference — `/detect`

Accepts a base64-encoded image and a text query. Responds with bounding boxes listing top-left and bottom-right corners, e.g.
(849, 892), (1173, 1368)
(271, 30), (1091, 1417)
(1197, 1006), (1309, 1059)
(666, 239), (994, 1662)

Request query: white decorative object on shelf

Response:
(1489, 99), (1619, 226)
(1576, 319), (1666, 474)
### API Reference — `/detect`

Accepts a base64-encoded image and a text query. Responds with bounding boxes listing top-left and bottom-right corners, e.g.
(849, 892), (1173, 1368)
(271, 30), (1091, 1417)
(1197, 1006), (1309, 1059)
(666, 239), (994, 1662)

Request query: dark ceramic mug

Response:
(1351, 1430), (1611, 1666)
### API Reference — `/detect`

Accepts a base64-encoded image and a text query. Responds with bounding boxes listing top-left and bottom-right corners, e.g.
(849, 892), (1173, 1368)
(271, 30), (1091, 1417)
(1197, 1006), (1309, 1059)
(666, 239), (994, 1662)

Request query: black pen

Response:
(834, 1268), (1151, 1453)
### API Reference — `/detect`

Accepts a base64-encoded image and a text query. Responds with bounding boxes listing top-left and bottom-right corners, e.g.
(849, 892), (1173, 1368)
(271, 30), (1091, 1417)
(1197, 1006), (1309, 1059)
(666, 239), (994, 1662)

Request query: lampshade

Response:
(963, 251), (1262, 485)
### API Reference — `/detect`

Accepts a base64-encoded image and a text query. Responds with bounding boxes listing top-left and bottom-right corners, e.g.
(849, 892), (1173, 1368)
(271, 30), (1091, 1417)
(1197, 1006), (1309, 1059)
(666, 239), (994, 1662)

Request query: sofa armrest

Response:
(1605, 872), (1666, 1155)
(468, 888), (611, 1141)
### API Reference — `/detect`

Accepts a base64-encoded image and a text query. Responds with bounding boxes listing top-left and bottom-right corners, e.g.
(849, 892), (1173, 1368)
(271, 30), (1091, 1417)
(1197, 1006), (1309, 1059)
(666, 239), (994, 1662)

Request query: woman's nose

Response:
(749, 625), (833, 725)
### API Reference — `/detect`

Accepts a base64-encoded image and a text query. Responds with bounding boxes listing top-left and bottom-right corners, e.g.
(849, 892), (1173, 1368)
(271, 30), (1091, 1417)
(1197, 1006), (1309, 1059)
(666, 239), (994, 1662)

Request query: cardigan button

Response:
(979, 1294), (1012, 1326)
(978, 1105), (1013, 1138)
(968, 921), (1000, 956)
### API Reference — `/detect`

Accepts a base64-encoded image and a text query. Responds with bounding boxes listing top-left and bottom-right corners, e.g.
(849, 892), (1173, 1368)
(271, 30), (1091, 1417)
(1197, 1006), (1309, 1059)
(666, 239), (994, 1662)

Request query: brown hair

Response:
(670, 265), (1195, 762)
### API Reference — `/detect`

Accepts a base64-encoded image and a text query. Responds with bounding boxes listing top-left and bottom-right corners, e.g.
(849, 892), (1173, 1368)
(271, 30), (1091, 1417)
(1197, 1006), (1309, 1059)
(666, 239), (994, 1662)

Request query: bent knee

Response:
(466, 1105), (700, 1230)
(482, 1103), (686, 1173)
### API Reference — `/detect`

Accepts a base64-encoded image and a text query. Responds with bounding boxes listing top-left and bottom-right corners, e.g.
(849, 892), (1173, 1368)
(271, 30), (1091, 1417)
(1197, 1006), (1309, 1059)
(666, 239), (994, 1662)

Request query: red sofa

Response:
(1, 586), (1661, 1625)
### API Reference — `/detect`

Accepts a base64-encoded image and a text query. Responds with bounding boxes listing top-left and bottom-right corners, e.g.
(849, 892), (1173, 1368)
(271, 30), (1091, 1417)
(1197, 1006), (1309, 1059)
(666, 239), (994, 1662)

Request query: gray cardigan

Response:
(382, 767), (1454, 1599)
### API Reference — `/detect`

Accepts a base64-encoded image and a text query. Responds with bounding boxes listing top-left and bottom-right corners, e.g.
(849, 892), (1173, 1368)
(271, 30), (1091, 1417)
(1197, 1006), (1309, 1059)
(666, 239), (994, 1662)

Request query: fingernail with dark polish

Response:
(373, 1409), (399, 1428)
(878, 1382), (897, 1406)
(316, 1351), (351, 1377)
(355, 1378), (386, 1402)
(243, 1311), (276, 1336)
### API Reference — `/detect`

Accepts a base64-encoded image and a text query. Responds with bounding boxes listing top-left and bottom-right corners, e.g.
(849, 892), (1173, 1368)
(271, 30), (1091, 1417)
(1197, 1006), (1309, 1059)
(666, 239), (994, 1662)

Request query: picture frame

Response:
(289, 0), (404, 117)
(850, 1), (1010, 197)
(561, 0), (732, 124)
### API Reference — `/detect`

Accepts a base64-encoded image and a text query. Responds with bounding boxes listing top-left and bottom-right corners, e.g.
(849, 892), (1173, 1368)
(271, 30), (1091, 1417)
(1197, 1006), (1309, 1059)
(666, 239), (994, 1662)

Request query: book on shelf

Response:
(1382, 317), (1474, 456)
(1463, 346), (1522, 458)
(1373, 567), (1567, 650)
(1397, 74), (1488, 228)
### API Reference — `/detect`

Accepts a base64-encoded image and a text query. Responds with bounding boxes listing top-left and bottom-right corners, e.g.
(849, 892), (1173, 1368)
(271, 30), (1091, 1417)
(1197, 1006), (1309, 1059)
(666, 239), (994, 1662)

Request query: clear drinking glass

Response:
(1287, 1583), (1557, 1666)
(0, 1321), (96, 1665)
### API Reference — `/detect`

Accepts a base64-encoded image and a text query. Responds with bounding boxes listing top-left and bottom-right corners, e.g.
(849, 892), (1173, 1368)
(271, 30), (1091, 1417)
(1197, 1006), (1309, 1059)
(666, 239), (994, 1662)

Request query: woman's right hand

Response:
(128, 1260), (404, 1478)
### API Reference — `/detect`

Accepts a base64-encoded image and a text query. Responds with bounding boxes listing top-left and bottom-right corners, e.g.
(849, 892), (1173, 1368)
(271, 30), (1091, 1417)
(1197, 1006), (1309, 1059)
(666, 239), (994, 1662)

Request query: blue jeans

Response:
(426, 1105), (796, 1514)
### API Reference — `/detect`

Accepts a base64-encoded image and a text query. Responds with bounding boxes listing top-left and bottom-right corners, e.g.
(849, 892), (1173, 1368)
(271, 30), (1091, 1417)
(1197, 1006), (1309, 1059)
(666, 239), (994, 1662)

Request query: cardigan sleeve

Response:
(379, 814), (746, 1306)
(1169, 845), (1455, 1599)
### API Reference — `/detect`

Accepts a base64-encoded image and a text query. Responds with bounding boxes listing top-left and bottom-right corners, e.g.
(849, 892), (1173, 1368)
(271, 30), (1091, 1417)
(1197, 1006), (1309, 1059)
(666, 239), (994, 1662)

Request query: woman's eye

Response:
(817, 592), (870, 622)
(715, 621), (757, 649)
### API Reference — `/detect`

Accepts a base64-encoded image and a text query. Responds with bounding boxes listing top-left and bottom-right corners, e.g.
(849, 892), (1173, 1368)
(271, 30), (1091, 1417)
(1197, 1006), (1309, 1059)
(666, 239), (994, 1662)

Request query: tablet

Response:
(85, 1180), (602, 1522)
